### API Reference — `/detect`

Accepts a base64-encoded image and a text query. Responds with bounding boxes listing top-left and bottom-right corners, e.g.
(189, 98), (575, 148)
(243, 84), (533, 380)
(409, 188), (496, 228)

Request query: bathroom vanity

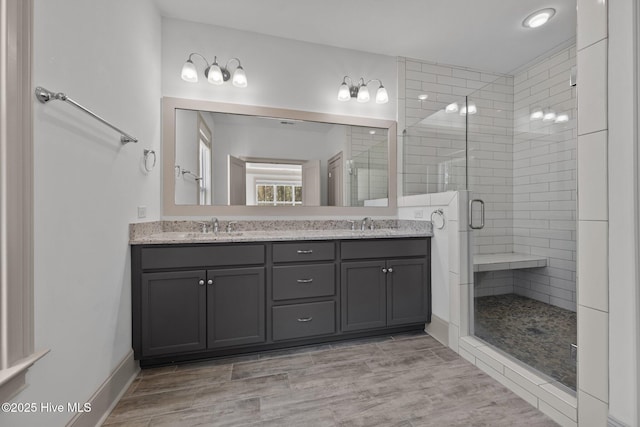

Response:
(130, 226), (431, 367)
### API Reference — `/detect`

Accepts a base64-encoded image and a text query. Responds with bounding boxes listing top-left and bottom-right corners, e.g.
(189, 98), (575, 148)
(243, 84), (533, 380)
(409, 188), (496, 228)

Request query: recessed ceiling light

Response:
(523, 8), (556, 28)
(418, 94), (429, 101)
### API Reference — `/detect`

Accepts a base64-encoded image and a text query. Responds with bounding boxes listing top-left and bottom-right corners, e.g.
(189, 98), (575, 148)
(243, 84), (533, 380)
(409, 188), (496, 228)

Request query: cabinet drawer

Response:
(141, 244), (265, 270)
(272, 241), (335, 263)
(272, 301), (335, 341)
(273, 264), (335, 301)
(341, 238), (428, 260)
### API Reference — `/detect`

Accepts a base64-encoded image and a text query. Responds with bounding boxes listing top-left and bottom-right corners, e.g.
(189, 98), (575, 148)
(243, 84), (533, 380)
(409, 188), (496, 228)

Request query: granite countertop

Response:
(130, 220), (433, 245)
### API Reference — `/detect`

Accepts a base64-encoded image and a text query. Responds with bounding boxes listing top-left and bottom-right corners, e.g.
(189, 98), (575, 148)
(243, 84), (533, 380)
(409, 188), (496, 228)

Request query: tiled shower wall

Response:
(399, 44), (577, 311)
(512, 46), (577, 311)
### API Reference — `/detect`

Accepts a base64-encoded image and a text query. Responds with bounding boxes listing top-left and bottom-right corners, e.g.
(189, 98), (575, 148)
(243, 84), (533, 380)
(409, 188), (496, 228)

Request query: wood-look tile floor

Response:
(104, 332), (558, 426)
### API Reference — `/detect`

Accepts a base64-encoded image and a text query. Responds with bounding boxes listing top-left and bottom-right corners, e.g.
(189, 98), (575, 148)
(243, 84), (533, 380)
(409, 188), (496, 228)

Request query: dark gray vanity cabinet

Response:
(132, 237), (430, 367)
(141, 270), (207, 356)
(341, 261), (387, 331)
(207, 267), (265, 348)
(341, 239), (431, 332)
(271, 241), (337, 342)
(132, 243), (266, 362)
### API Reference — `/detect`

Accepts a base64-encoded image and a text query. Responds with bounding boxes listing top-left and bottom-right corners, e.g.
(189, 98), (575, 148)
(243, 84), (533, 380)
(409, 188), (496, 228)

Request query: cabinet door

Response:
(386, 258), (429, 326)
(141, 270), (206, 356)
(207, 267), (266, 348)
(341, 261), (387, 331)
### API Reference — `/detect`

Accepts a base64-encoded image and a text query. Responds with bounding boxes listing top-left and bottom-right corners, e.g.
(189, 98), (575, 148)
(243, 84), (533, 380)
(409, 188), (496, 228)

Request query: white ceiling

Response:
(153, 0), (576, 74)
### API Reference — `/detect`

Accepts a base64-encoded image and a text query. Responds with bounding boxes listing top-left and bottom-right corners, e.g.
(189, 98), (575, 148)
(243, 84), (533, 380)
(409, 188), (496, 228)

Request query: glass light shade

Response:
(207, 64), (224, 85)
(445, 102), (459, 113)
(232, 66), (248, 88)
(555, 113), (569, 123)
(523, 8), (556, 28)
(530, 108), (544, 120)
(460, 103), (477, 116)
(418, 94), (429, 100)
(337, 83), (351, 101)
(181, 60), (198, 83)
(376, 86), (389, 104)
(543, 109), (557, 122)
(357, 85), (370, 103)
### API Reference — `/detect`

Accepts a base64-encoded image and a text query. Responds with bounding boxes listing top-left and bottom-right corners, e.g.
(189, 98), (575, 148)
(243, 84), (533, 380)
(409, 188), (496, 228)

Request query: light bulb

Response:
(418, 94), (429, 100)
(207, 63), (224, 85)
(181, 60), (198, 83)
(555, 113), (569, 123)
(543, 109), (556, 122)
(445, 102), (458, 113)
(376, 86), (389, 104)
(338, 83), (351, 101)
(530, 107), (544, 120)
(357, 85), (370, 103)
(232, 66), (247, 88)
(460, 103), (477, 116)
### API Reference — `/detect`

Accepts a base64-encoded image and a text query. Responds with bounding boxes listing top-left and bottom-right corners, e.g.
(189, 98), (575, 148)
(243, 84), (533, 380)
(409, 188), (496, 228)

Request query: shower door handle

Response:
(469, 199), (485, 230)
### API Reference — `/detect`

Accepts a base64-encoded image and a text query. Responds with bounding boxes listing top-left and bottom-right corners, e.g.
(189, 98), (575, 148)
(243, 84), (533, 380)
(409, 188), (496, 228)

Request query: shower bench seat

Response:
(473, 253), (547, 272)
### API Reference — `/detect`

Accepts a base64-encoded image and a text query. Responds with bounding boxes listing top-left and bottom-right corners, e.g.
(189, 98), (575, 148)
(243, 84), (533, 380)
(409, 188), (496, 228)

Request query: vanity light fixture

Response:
(522, 8), (556, 29)
(338, 76), (389, 104)
(542, 108), (557, 122)
(555, 113), (569, 123)
(181, 53), (247, 88)
(460, 102), (477, 116)
(445, 102), (459, 113)
(418, 94), (429, 101)
(530, 107), (544, 120)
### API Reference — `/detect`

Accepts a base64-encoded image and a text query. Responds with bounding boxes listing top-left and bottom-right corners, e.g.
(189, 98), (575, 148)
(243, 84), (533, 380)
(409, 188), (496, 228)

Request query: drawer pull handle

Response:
(296, 278), (314, 284)
(297, 317), (313, 322)
(296, 249), (313, 254)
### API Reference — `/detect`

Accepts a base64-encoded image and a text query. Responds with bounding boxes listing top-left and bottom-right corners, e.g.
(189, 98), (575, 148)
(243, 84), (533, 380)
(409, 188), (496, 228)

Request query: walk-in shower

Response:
(400, 43), (577, 390)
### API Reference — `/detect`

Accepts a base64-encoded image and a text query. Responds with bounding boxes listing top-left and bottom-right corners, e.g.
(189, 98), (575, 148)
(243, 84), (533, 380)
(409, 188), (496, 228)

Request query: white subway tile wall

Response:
(399, 45), (577, 311)
(512, 46), (577, 311)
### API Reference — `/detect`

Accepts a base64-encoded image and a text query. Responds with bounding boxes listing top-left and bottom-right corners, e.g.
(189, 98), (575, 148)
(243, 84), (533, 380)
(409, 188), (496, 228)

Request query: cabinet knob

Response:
(382, 268), (388, 273)
(388, 267), (393, 273)
(207, 279), (213, 285)
(198, 279), (205, 286)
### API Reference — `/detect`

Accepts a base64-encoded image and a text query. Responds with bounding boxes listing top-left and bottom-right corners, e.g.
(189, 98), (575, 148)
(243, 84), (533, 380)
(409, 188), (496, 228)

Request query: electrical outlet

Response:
(414, 210), (423, 219)
(137, 206), (147, 219)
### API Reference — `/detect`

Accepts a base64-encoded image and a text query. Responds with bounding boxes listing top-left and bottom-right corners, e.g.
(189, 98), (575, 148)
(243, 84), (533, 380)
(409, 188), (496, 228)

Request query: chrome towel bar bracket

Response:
(35, 86), (138, 144)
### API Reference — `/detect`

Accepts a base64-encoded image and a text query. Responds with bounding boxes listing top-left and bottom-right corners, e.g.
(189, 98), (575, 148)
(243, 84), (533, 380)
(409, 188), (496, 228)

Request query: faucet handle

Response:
(347, 220), (356, 231)
(369, 219), (375, 231)
(226, 221), (238, 233)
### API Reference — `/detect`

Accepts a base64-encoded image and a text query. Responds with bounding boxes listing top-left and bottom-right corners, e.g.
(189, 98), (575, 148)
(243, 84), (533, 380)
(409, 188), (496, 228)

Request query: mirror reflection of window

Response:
(197, 113), (213, 205)
(246, 162), (302, 206)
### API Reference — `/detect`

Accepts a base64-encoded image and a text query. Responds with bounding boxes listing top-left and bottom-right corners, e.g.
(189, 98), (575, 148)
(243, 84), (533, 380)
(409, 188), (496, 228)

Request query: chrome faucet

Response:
(226, 221), (238, 233)
(212, 217), (219, 234)
(361, 217), (374, 231)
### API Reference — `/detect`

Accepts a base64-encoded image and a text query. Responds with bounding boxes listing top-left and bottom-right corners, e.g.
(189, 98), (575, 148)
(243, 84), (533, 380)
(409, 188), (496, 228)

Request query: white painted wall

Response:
(161, 18), (397, 121)
(175, 109), (199, 205)
(1, 1), (161, 426)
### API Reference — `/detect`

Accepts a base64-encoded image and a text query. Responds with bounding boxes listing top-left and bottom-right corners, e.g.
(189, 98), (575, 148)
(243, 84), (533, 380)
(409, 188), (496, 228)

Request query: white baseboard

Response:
(425, 314), (449, 346)
(66, 350), (139, 427)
